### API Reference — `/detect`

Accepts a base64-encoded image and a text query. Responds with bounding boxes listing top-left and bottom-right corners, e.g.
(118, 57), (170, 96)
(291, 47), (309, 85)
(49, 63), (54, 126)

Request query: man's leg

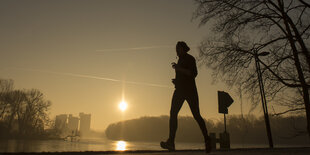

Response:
(187, 92), (211, 153)
(168, 90), (185, 143)
(161, 90), (184, 151)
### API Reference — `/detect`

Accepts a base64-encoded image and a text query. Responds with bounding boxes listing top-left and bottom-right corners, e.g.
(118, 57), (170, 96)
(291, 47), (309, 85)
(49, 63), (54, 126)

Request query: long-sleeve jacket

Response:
(174, 53), (198, 93)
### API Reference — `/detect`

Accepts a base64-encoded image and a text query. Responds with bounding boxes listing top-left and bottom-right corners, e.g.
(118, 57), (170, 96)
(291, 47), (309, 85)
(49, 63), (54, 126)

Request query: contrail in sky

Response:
(13, 67), (172, 89)
(96, 45), (174, 52)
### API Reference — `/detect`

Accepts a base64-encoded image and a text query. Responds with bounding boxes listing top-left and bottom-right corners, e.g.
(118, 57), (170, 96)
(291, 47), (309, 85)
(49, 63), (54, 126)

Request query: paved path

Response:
(1, 147), (310, 155)
(119, 147), (310, 155)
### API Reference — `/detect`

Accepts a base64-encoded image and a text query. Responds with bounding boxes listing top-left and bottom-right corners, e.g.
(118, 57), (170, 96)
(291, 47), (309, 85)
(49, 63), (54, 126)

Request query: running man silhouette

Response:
(160, 41), (211, 153)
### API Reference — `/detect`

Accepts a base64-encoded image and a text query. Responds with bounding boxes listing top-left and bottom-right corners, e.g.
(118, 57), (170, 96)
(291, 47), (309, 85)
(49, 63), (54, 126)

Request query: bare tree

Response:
(4, 90), (26, 133)
(19, 89), (51, 136)
(0, 79), (14, 119)
(193, 0), (310, 136)
(0, 79), (52, 137)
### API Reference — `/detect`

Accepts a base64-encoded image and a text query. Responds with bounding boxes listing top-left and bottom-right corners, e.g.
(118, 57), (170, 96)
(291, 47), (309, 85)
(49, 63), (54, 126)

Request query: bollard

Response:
(209, 132), (230, 150)
(209, 133), (217, 150)
(220, 132), (230, 149)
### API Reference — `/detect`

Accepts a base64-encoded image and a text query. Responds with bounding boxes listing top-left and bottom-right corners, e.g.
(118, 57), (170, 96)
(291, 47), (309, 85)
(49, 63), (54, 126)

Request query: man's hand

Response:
(171, 62), (178, 69)
(171, 62), (191, 76)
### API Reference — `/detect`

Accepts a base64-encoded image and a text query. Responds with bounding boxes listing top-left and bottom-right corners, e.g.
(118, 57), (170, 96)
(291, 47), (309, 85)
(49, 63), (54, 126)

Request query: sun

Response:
(119, 100), (128, 112)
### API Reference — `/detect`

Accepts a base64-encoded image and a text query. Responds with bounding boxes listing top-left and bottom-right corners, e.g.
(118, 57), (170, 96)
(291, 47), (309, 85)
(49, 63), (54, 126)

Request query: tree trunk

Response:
(285, 11), (310, 72)
(303, 88), (310, 138)
(278, 0), (310, 137)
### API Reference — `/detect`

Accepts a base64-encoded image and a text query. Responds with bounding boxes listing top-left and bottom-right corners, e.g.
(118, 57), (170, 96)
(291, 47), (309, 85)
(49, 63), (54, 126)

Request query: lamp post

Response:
(254, 51), (274, 148)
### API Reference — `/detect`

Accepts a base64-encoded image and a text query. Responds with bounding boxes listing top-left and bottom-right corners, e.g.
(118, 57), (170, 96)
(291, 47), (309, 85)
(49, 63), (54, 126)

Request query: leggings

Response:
(168, 89), (209, 143)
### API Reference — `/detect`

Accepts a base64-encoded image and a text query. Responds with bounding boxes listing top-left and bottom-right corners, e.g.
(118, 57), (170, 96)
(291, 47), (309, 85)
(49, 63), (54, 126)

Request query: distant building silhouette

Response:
(68, 114), (79, 135)
(55, 112), (91, 137)
(55, 114), (68, 131)
(79, 112), (91, 136)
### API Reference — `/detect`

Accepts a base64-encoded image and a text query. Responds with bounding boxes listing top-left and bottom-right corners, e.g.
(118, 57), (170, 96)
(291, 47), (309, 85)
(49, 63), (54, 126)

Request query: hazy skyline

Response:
(1, 0), (264, 130)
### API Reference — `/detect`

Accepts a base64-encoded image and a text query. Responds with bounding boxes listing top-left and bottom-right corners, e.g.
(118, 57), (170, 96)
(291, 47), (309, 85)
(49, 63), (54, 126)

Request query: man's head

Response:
(176, 41), (190, 57)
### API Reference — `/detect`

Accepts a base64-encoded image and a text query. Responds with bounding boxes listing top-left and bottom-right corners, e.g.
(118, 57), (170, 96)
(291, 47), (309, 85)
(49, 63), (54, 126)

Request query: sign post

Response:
(217, 91), (234, 149)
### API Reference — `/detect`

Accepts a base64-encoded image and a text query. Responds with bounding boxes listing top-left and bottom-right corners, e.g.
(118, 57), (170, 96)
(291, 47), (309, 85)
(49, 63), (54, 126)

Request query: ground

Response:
(1, 147), (310, 155)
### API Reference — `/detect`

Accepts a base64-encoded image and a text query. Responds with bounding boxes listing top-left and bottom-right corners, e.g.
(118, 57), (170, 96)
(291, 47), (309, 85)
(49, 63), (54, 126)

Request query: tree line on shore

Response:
(105, 115), (309, 145)
(0, 79), (54, 139)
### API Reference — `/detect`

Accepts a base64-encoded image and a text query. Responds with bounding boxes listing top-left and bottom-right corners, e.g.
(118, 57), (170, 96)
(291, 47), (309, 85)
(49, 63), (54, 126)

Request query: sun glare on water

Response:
(119, 100), (128, 112)
(116, 141), (127, 151)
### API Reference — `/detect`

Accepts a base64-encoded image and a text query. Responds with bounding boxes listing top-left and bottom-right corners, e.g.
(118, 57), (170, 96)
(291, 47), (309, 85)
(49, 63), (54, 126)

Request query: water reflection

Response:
(0, 139), (207, 152)
(115, 141), (127, 151)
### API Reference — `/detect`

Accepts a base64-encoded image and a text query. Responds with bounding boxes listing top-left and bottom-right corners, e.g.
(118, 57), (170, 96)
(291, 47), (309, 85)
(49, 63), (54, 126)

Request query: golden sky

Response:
(0, 0), (258, 130)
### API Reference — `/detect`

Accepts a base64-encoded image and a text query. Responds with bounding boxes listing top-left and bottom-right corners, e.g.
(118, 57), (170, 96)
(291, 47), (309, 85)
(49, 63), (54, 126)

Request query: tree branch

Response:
(299, 0), (310, 8)
(272, 107), (305, 116)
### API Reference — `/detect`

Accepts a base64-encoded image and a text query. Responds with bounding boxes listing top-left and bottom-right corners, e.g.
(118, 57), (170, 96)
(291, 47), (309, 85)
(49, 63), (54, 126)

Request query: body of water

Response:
(0, 138), (307, 153)
(0, 138), (204, 152)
